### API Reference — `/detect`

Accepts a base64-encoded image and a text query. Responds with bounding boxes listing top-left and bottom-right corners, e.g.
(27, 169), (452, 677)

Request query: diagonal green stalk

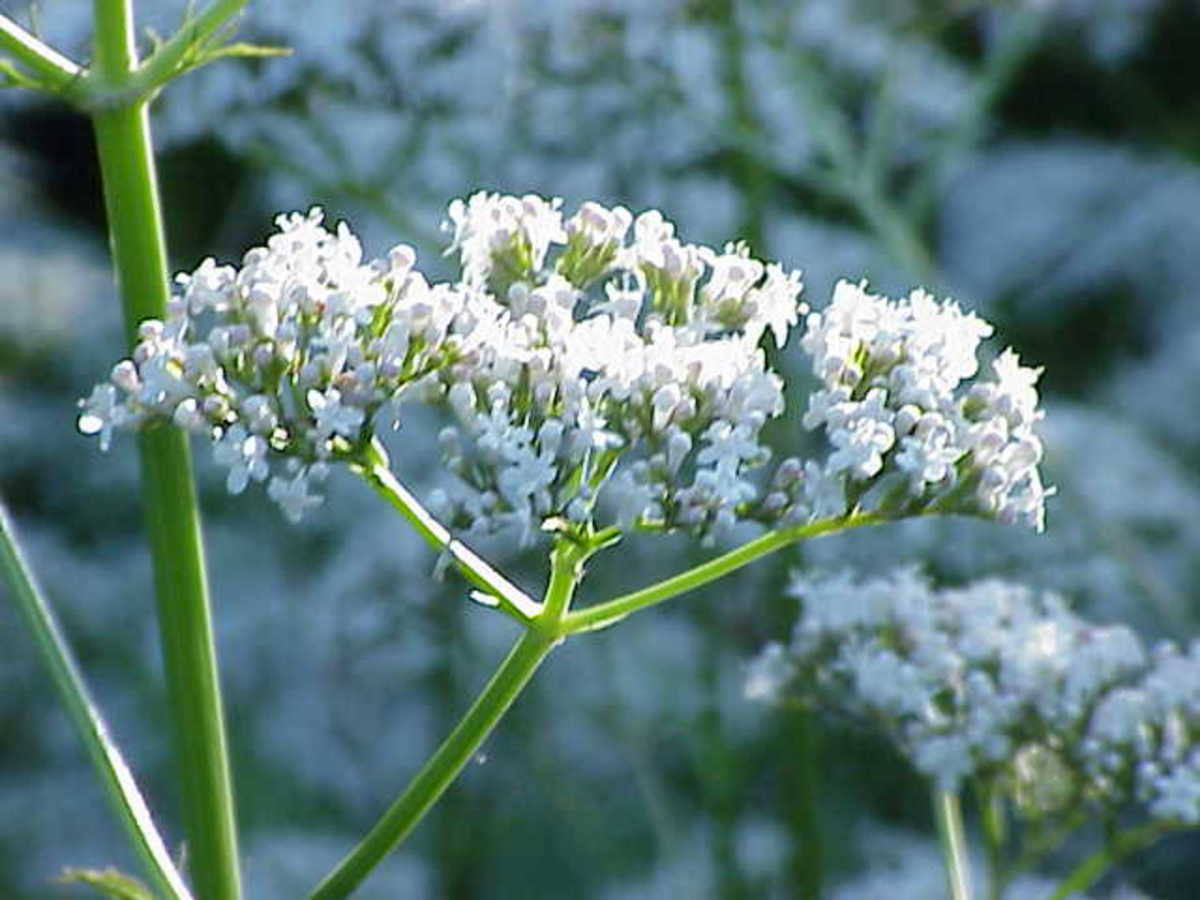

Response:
(308, 540), (586, 900)
(560, 512), (888, 634)
(0, 500), (193, 900)
(91, 2), (241, 897)
(0, 13), (82, 89)
(1044, 821), (1169, 900)
(354, 440), (541, 622)
(935, 789), (973, 900)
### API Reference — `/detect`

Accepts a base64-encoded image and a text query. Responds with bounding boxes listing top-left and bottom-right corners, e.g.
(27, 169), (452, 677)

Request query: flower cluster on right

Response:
(797, 280), (1052, 532)
(748, 568), (1200, 826)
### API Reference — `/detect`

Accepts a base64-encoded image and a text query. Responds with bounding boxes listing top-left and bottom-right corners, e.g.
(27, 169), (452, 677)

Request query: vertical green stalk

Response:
(934, 789), (973, 900)
(0, 501), (193, 900)
(712, 0), (767, 254)
(979, 778), (1008, 900)
(90, 2), (241, 898)
(783, 711), (823, 899)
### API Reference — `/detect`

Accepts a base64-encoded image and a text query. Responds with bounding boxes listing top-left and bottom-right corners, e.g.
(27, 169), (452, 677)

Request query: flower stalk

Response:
(935, 789), (973, 900)
(560, 511), (888, 634)
(354, 439), (541, 624)
(309, 540), (585, 900)
(1046, 822), (1170, 900)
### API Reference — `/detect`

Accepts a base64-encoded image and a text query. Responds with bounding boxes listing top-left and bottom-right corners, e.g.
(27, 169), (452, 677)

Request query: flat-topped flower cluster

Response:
(431, 193), (804, 543)
(80, 208), (465, 521)
(78, 192), (1051, 542)
(747, 568), (1200, 825)
(797, 280), (1052, 531)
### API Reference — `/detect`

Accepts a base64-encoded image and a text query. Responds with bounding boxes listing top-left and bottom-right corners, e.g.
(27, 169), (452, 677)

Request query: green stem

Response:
(775, 43), (936, 282)
(711, 0), (766, 252)
(355, 440), (541, 623)
(935, 789), (973, 900)
(999, 809), (1088, 895)
(0, 13), (82, 89)
(104, 0), (250, 108)
(979, 779), (1007, 900)
(0, 501), (193, 900)
(1044, 822), (1169, 900)
(906, 11), (1044, 227)
(560, 512), (887, 634)
(308, 631), (551, 899)
(309, 542), (582, 900)
(91, 2), (240, 897)
(786, 711), (823, 899)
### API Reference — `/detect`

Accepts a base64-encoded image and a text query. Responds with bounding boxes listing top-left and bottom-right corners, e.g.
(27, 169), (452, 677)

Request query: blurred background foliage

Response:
(2, 0), (1200, 897)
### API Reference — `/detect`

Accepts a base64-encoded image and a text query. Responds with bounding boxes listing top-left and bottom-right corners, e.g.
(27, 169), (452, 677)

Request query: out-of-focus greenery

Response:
(2, 1), (1199, 897)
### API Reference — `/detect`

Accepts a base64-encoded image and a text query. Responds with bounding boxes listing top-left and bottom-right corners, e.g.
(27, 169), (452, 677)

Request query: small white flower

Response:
(267, 468), (324, 523)
(307, 387), (365, 444)
(175, 257), (236, 314)
(213, 424), (270, 495)
(566, 201), (632, 249)
(77, 384), (128, 452)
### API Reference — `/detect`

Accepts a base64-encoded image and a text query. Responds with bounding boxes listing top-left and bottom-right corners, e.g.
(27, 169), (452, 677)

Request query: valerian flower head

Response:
(80, 197), (1049, 540)
(782, 279), (1053, 532)
(78, 208), (467, 520)
(749, 568), (1200, 826)
(428, 192), (807, 545)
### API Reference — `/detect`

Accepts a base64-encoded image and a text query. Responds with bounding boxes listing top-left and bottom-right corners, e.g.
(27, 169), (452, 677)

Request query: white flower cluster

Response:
(78, 209), (466, 521)
(747, 568), (1200, 825)
(79, 195), (1050, 543)
(427, 192), (806, 544)
(795, 280), (1052, 531)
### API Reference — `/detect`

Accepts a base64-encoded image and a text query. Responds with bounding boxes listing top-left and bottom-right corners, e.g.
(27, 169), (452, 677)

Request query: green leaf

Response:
(58, 867), (159, 900)
(198, 41), (292, 63)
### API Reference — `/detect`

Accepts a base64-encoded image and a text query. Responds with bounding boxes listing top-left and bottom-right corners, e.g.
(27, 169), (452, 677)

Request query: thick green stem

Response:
(561, 512), (887, 634)
(0, 501), (193, 900)
(309, 543), (582, 900)
(308, 631), (553, 899)
(934, 789), (973, 900)
(91, 2), (240, 897)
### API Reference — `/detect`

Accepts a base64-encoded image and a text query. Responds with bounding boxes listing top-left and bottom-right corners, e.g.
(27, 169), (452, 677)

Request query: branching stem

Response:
(561, 512), (888, 634)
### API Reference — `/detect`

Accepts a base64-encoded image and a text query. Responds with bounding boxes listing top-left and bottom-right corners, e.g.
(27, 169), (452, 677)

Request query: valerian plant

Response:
(9, 4), (1169, 900)
(58, 187), (1053, 897)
